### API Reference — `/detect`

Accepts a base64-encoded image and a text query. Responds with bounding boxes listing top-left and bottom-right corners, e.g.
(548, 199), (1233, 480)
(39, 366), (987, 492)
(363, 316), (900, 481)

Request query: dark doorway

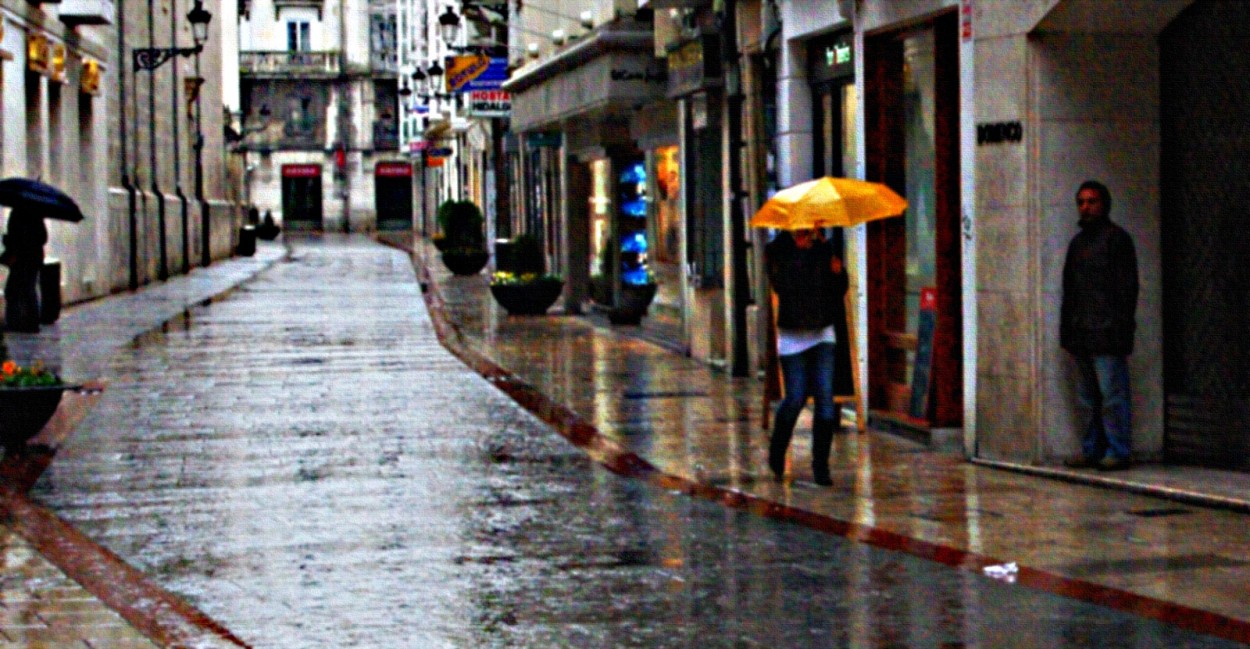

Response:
(375, 162), (413, 231)
(863, 11), (962, 429)
(281, 165), (324, 230)
(1160, 0), (1250, 471)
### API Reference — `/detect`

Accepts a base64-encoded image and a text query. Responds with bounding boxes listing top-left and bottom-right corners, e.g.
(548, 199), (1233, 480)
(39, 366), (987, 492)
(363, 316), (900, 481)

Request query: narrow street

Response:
(1, 236), (1239, 647)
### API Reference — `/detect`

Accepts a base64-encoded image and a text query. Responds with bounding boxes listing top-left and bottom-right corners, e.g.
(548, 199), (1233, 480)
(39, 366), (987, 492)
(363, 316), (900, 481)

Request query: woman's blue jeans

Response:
(776, 342), (836, 429)
(1074, 354), (1132, 461)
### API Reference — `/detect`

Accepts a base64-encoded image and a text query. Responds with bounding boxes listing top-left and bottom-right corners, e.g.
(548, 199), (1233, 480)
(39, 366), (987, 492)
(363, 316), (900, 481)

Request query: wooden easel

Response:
(761, 292), (866, 432)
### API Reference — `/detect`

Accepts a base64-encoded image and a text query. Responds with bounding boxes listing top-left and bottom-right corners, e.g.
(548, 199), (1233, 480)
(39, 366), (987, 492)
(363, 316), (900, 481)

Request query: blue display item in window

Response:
(619, 163), (646, 186)
(620, 231), (648, 254)
(623, 266), (652, 286)
(621, 198), (647, 218)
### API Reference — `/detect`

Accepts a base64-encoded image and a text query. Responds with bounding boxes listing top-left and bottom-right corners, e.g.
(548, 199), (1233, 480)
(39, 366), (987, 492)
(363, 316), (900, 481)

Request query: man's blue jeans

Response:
(776, 342), (836, 425)
(1074, 354), (1132, 461)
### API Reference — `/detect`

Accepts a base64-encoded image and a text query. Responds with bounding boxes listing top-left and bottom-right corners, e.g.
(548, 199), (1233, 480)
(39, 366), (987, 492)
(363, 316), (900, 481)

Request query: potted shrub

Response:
(436, 200), (488, 275)
(0, 350), (76, 454)
(608, 271), (658, 325)
(489, 233), (564, 315)
(256, 210), (281, 241)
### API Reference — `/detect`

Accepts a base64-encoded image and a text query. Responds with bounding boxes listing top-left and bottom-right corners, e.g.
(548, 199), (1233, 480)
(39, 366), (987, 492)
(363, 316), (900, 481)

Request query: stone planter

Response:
(489, 279), (564, 316)
(441, 250), (489, 276)
(608, 283), (658, 325)
(0, 384), (74, 452)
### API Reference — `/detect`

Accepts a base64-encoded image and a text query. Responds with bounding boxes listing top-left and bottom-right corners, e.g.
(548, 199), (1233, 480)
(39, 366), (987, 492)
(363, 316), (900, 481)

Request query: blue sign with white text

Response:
(448, 57), (508, 92)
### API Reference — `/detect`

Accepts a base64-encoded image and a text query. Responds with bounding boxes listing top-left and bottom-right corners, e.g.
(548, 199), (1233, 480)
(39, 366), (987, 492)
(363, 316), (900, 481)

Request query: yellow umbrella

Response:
(749, 177), (907, 230)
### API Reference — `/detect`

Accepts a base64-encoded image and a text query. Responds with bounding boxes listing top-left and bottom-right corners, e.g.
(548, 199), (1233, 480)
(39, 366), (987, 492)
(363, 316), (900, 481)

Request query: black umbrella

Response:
(0, 178), (84, 222)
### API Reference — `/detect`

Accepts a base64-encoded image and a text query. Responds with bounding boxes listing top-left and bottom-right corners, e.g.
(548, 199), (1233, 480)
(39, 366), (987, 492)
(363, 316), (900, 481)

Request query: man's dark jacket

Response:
(1061, 215), (1138, 356)
(766, 235), (848, 331)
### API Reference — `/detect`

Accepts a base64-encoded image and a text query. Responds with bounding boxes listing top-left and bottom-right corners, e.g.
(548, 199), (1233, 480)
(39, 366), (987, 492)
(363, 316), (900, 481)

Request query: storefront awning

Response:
(504, 24), (667, 133)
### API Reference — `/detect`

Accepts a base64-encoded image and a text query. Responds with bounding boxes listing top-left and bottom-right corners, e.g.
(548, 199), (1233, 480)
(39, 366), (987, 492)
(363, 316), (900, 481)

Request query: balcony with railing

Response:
(240, 51), (341, 77)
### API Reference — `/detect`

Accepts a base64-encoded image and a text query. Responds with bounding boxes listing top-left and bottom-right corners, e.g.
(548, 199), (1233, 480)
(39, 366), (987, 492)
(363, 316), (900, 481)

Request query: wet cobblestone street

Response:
(7, 236), (1247, 647)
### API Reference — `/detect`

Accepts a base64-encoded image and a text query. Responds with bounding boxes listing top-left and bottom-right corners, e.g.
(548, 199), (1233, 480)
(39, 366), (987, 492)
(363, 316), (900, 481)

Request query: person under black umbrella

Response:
(2, 209), (47, 332)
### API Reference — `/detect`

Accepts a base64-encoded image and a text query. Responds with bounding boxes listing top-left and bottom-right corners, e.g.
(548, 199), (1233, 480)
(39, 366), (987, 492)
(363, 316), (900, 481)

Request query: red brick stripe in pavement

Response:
(404, 239), (1250, 647)
(0, 383), (253, 647)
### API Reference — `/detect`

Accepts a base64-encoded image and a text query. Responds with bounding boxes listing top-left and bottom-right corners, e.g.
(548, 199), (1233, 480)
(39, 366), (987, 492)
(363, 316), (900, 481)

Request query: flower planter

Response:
(0, 384), (73, 451)
(490, 279), (564, 316)
(441, 250), (490, 276)
(608, 283), (658, 325)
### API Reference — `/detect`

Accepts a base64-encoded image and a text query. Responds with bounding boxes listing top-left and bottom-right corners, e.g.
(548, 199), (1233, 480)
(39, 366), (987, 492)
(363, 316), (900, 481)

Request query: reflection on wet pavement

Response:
(0, 524), (159, 648)
(23, 237), (1250, 647)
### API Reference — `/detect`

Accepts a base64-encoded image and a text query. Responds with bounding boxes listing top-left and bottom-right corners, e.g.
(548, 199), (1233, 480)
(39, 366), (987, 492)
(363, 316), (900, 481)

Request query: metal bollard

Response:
(39, 257), (61, 325)
(237, 225), (257, 257)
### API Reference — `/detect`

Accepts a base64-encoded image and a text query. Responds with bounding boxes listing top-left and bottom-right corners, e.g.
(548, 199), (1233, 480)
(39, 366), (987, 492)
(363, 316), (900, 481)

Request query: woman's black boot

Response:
(768, 410), (798, 481)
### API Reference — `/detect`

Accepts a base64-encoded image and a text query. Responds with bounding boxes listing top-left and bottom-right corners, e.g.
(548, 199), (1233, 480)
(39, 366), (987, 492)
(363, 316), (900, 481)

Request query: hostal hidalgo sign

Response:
(465, 90), (510, 118)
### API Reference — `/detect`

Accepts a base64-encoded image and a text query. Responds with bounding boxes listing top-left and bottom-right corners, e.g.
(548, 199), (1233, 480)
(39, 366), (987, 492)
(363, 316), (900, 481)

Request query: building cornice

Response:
(502, 23), (653, 95)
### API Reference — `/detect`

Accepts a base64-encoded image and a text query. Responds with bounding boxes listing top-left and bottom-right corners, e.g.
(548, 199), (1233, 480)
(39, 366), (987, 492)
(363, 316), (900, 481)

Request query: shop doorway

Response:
(374, 162), (413, 231)
(863, 12), (962, 430)
(1160, 0), (1250, 471)
(281, 164), (324, 230)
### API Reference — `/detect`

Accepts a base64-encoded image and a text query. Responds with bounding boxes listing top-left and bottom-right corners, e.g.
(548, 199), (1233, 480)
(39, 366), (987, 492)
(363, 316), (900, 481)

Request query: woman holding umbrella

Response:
(2, 208), (47, 332)
(765, 229), (847, 485)
(752, 176), (908, 485)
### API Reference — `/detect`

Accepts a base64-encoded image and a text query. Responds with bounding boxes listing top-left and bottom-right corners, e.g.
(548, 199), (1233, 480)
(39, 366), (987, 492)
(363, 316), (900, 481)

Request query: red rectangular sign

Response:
(375, 162), (413, 177)
(282, 164), (322, 178)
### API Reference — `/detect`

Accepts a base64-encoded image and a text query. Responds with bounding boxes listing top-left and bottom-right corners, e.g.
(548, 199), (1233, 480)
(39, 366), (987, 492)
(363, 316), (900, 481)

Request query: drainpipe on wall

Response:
(171, 5), (190, 274)
(120, 0), (139, 290)
(148, 0), (168, 280)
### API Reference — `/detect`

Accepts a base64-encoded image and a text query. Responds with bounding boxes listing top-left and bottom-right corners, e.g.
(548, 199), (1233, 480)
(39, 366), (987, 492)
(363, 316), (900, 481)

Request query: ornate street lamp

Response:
(438, 6), (462, 46)
(427, 60), (445, 94)
(132, 0), (213, 70)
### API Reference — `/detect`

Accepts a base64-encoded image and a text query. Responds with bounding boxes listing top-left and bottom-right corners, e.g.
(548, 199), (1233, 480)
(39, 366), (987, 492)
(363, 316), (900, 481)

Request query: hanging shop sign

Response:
(80, 58), (101, 95)
(445, 55), (508, 93)
(809, 31), (853, 84)
(375, 162), (412, 177)
(281, 164), (322, 178)
(49, 43), (67, 83)
(425, 157), (446, 168)
(26, 33), (50, 74)
(464, 90), (510, 118)
(409, 140), (429, 153)
(426, 147), (454, 158)
(666, 35), (721, 98)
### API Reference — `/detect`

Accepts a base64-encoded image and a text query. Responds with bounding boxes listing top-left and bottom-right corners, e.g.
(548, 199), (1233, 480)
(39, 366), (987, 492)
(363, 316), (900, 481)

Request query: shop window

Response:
(651, 145), (680, 264)
(617, 160), (650, 285)
(903, 30), (937, 337)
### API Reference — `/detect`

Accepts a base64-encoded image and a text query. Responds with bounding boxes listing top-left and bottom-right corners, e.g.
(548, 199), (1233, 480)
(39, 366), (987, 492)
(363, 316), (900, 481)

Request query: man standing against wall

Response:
(1061, 180), (1139, 471)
